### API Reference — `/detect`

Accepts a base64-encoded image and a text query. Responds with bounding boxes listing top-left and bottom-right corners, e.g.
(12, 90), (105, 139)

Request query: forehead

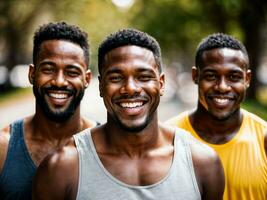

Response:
(200, 48), (248, 70)
(37, 40), (85, 63)
(102, 45), (157, 73)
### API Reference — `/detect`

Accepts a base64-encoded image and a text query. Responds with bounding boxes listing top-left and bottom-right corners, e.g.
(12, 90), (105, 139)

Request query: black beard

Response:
(209, 108), (239, 122)
(117, 116), (150, 133)
(33, 85), (84, 122)
(109, 106), (157, 133)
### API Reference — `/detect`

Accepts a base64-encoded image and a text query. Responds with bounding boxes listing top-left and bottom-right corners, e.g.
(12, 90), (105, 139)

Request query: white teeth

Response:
(49, 93), (68, 99)
(214, 98), (229, 104)
(120, 102), (143, 108)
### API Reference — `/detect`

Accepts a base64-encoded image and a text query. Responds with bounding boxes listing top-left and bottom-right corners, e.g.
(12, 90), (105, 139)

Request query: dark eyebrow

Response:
(229, 69), (243, 73)
(202, 68), (217, 73)
(65, 65), (83, 72)
(38, 61), (55, 67)
(104, 66), (157, 76)
(136, 67), (156, 74)
(104, 67), (123, 75)
(202, 67), (244, 74)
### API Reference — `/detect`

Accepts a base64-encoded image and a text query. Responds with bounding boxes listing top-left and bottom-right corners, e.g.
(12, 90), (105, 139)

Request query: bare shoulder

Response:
(189, 137), (219, 164)
(0, 125), (11, 147)
(189, 138), (224, 200)
(33, 139), (79, 200)
(45, 139), (78, 171)
(0, 125), (11, 172)
(82, 117), (98, 129)
(189, 137), (222, 178)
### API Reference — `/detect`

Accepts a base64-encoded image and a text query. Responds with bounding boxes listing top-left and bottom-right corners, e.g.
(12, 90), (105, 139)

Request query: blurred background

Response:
(1, 0), (267, 128)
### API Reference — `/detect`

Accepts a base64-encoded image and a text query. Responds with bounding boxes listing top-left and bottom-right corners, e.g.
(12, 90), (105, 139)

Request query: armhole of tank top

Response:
(73, 134), (82, 200)
(0, 120), (22, 179)
(177, 130), (202, 198)
(0, 123), (12, 180)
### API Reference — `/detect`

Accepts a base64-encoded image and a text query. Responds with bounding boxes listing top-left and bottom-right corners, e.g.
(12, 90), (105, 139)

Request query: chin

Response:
(121, 123), (148, 133)
(118, 117), (150, 133)
(210, 110), (237, 121)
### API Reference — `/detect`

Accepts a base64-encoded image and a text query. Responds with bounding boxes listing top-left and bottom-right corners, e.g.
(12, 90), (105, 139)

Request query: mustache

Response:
(43, 86), (76, 95)
(113, 93), (148, 101)
(207, 94), (236, 99)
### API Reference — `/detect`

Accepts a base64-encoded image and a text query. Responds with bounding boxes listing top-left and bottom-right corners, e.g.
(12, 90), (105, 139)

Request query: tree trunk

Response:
(239, 0), (266, 100)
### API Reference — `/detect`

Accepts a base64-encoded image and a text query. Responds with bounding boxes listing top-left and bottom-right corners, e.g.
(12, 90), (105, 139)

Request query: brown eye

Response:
(204, 73), (217, 81)
(66, 70), (80, 77)
(41, 67), (54, 74)
(109, 75), (123, 83)
(229, 74), (242, 82)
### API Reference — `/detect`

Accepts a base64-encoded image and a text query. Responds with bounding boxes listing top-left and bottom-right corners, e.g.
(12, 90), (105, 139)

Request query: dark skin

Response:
(0, 40), (94, 172)
(190, 48), (254, 145)
(33, 45), (224, 200)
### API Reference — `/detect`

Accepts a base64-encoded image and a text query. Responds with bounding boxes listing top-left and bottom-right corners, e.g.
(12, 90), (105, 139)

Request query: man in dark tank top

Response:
(0, 22), (98, 200)
(33, 29), (225, 200)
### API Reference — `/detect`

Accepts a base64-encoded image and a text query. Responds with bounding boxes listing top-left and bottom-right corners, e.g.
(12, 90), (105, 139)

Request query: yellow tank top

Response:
(166, 109), (267, 200)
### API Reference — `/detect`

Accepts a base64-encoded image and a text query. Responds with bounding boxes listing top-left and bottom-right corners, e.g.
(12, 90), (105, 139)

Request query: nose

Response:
(215, 77), (230, 93)
(52, 71), (68, 87)
(120, 77), (141, 96)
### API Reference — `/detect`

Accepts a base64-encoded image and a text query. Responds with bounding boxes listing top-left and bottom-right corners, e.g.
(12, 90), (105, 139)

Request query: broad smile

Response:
(48, 93), (69, 99)
(213, 97), (230, 105)
(120, 101), (143, 108)
(115, 98), (148, 116)
(46, 90), (74, 106)
(207, 95), (235, 108)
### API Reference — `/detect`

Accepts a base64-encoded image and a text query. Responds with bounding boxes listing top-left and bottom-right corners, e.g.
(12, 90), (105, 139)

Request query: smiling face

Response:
(99, 45), (164, 132)
(29, 40), (91, 122)
(193, 48), (251, 120)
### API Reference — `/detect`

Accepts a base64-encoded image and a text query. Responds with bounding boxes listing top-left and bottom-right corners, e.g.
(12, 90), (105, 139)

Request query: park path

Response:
(0, 78), (196, 128)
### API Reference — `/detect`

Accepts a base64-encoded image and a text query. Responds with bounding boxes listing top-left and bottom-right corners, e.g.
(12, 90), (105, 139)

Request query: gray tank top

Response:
(73, 128), (201, 200)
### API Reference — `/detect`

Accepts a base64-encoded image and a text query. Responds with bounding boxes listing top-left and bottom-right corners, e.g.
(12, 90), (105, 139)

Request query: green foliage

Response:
(1, 0), (267, 101)
(0, 88), (32, 106)
(242, 99), (267, 120)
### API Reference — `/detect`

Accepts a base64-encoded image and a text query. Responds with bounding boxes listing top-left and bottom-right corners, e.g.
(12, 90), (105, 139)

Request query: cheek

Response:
(234, 85), (247, 97)
(34, 76), (48, 87)
(70, 77), (87, 87)
(144, 84), (162, 99)
(102, 84), (118, 98)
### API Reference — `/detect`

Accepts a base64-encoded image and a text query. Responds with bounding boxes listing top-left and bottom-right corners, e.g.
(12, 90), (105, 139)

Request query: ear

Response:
(28, 64), (35, 85)
(85, 69), (92, 88)
(192, 66), (199, 84)
(159, 72), (165, 96)
(245, 69), (251, 88)
(98, 75), (103, 97)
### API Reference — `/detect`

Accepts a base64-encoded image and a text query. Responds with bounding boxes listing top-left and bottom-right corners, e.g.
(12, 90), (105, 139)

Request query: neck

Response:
(189, 103), (243, 144)
(102, 113), (161, 157)
(31, 107), (84, 140)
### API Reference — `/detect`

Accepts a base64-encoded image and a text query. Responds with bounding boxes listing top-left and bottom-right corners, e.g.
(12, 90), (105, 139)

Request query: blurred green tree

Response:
(132, 0), (267, 100)
(0, 0), (136, 90)
(0, 0), (80, 89)
(1, 0), (267, 101)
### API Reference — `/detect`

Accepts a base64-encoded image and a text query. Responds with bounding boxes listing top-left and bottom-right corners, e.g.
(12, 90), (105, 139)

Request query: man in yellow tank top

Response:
(166, 33), (267, 200)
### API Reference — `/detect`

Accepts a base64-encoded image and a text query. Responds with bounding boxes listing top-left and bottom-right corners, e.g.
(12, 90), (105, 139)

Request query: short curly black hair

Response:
(98, 28), (162, 75)
(195, 33), (249, 68)
(33, 21), (90, 67)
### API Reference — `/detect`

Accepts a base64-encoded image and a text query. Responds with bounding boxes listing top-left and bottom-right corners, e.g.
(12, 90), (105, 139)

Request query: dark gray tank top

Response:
(0, 120), (36, 200)
(73, 128), (201, 200)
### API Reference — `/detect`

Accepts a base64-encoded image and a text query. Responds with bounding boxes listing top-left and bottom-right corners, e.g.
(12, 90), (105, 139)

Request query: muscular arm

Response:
(32, 140), (79, 200)
(191, 140), (225, 200)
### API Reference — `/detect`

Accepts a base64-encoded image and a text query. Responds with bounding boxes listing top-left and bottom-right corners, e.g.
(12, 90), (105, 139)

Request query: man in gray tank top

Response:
(33, 29), (225, 200)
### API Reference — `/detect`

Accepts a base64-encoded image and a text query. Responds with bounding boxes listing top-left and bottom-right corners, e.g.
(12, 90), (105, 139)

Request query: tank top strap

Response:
(9, 119), (24, 145)
(173, 128), (200, 195)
